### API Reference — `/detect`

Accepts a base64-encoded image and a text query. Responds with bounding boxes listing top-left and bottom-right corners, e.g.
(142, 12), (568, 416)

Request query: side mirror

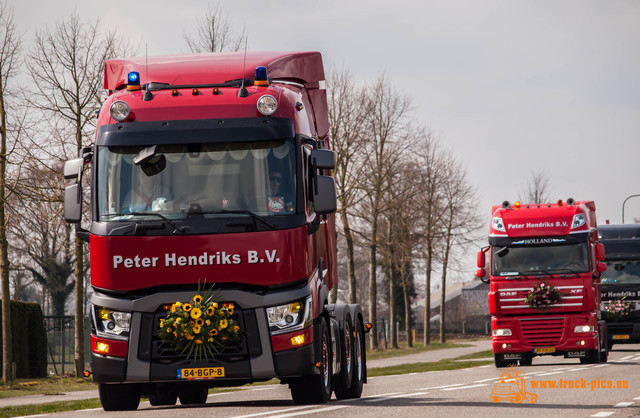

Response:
(63, 158), (84, 180)
(597, 262), (607, 273)
(313, 175), (337, 214)
(596, 243), (605, 262)
(477, 250), (486, 268)
(311, 149), (336, 170)
(64, 184), (82, 223)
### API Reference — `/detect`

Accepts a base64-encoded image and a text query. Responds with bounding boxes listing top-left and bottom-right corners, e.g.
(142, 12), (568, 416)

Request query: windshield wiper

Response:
(213, 209), (276, 230)
(103, 212), (186, 234)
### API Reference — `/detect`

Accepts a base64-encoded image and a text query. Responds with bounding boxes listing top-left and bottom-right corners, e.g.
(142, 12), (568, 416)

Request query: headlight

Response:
(257, 95), (278, 116)
(492, 217), (506, 232)
(110, 101), (130, 121)
(492, 328), (512, 337)
(571, 213), (586, 229)
(266, 297), (312, 335)
(93, 305), (131, 339)
(574, 325), (594, 333)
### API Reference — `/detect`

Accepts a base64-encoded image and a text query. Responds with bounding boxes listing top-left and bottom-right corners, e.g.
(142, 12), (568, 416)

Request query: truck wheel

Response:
(335, 317), (365, 400)
(334, 312), (353, 393)
(178, 385), (209, 405)
(494, 354), (509, 368)
(290, 318), (332, 404)
(148, 385), (178, 406)
(99, 383), (140, 411)
(580, 340), (601, 364)
(519, 354), (532, 366)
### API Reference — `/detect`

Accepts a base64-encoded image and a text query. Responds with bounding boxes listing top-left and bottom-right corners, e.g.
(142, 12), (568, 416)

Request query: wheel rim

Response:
(355, 327), (363, 382)
(345, 321), (352, 374)
(322, 328), (330, 388)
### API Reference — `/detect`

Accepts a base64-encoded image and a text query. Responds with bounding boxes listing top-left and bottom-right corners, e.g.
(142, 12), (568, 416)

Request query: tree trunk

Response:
(440, 228), (453, 344)
(74, 233), (85, 376)
(400, 259), (413, 347)
(339, 210), (358, 304)
(0, 77), (12, 384)
(368, 217), (378, 349)
(423, 243), (433, 346)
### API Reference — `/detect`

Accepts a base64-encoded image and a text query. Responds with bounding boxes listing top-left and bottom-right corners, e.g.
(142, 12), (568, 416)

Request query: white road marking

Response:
(232, 405), (320, 418)
(366, 391), (429, 402)
(614, 402), (634, 407)
(417, 383), (466, 390)
(536, 371), (563, 376)
(266, 405), (349, 418)
(441, 384), (489, 391)
(590, 413), (614, 417)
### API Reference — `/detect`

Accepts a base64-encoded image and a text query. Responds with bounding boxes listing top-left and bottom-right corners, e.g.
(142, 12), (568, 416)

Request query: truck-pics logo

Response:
(491, 366), (538, 404)
(112, 250), (281, 269)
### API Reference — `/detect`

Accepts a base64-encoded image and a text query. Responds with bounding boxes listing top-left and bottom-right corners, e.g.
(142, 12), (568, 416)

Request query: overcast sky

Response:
(12, 0), (640, 227)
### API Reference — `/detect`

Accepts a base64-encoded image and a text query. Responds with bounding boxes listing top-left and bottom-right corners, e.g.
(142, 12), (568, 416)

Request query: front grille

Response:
(519, 317), (566, 345)
(147, 307), (249, 363)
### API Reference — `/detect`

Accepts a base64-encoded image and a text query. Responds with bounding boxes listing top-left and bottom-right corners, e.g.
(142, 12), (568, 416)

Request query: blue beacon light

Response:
(127, 71), (141, 91)
(254, 66), (269, 86)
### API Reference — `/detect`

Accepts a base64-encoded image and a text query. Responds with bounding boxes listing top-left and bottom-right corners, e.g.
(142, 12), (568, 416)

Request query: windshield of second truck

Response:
(602, 261), (640, 284)
(492, 243), (590, 276)
(97, 140), (297, 221)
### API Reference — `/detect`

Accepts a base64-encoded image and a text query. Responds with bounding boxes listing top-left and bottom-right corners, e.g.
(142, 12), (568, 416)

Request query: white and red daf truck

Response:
(63, 51), (367, 410)
(477, 199), (608, 367)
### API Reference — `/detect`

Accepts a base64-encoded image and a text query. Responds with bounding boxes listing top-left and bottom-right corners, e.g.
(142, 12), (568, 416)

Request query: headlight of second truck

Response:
(266, 297), (312, 335)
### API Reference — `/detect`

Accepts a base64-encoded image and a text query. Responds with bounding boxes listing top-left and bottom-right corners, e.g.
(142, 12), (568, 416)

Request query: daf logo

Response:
(570, 289), (583, 294)
(502, 292), (517, 296)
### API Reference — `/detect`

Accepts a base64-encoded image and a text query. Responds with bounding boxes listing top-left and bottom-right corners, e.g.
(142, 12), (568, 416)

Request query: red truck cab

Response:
(478, 199), (607, 367)
(63, 52), (367, 410)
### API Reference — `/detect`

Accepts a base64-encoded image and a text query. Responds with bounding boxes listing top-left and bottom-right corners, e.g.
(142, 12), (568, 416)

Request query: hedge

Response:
(0, 300), (47, 378)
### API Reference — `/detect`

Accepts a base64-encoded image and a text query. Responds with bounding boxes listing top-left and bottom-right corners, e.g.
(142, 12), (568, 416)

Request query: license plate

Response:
(178, 367), (225, 380)
(613, 334), (630, 340)
(534, 347), (555, 354)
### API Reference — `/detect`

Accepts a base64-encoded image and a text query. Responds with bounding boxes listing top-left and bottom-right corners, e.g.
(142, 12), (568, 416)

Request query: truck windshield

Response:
(97, 140), (297, 221)
(601, 261), (640, 284)
(492, 243), (589, 276)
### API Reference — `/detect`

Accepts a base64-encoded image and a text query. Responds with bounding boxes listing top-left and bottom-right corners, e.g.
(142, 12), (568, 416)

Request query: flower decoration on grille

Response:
(605, 296), (635, 321)
(524, 280), (562, 309)
(158, 283), (242, 360)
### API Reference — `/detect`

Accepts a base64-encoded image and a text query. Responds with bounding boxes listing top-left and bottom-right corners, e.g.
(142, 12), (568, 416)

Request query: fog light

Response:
(579, 340), (586, 346)
(502, 343), (511, 349)
(291, 334), (305, 346)
(96, 342), (110, 354)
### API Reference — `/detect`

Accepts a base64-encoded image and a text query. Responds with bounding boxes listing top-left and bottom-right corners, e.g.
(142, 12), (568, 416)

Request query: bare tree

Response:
(184, 4), (246, 53)
(26, 13), (133, 376)
(326, 69), (367, 304)
(414, 131), (447, 345)
(437, 156), (481, 343)
(360, 75), (412, 349)
(520, 169), (552, 204)
(0, 0), (22, 384)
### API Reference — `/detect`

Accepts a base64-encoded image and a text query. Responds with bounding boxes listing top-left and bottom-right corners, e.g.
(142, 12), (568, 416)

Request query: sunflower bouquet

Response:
(158, 284), (242, 360)
(524, 280), (562, 309)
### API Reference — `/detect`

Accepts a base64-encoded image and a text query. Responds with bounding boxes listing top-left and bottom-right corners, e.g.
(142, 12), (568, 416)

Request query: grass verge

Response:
(0, 399), (102, 417)
(367, 351), (493, 377)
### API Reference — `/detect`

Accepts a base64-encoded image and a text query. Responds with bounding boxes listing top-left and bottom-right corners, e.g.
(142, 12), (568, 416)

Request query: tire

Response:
(99, 383), (140, 411)
(148, 386), (178, 406)
(494, 354), (509, 368)
(519, 355), (532, 367)
(580, 343), (601, 364)
(334, 313), (353, 392)
(179, 385), (209, 405)
(335, 317), (365, 400)
(290, 317), (332, 404)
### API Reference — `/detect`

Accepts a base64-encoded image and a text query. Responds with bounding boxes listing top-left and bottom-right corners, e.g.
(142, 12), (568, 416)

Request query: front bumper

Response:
(90, 286), (318, 384)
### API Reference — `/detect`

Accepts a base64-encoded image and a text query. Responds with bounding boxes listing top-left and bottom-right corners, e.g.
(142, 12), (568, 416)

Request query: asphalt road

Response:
(50, 344), (640, 418)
